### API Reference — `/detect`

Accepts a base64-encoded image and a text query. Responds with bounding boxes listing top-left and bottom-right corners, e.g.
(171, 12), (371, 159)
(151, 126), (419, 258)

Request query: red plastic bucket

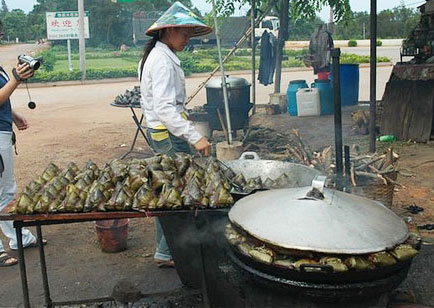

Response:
(95, 219), (129, 253)
(317, 72), (330, 80)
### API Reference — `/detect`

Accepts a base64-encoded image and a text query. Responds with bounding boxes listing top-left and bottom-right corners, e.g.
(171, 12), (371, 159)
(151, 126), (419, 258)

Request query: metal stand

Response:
(13, 219), (118, 308)
(5, 210), (222, 307)
(331, 48), (344, 191)
(110, 103), (151, 159)
(15, 223), (30, 308)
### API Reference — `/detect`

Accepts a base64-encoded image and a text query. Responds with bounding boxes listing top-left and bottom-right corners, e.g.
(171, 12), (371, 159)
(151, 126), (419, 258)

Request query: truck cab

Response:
(255, 16), (280, 40)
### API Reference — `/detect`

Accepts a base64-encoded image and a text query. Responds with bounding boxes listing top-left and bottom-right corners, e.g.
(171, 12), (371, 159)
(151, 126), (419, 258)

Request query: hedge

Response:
(30, 67), (138, 83)
(348, 40), (358, 47)
(30, 47), (390, 83)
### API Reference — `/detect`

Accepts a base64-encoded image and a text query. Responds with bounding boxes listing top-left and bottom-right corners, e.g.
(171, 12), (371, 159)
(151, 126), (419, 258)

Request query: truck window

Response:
(261, 20), (273, 30)
(273, 20), (280, 30)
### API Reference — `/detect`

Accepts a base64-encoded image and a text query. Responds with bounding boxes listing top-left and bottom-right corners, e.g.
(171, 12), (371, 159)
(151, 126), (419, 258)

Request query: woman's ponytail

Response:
(139, 33), (159, 81)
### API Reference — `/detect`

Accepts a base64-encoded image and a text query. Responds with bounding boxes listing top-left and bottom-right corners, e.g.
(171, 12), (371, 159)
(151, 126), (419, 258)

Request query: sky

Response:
(7, 0), (427, 19)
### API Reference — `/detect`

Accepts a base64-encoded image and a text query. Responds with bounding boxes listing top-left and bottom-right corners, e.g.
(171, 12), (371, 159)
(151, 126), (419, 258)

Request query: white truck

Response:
(255, 16), (280, 40)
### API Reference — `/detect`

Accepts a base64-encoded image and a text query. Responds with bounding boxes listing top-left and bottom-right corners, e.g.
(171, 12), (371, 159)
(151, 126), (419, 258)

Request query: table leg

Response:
(121, 107), (143, 159)
(36, 225), (52, 308)
(14, 222), (31, 308)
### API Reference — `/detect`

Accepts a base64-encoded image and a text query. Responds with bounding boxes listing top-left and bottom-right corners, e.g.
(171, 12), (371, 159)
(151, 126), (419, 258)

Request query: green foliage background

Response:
(0, 1), (421, 47)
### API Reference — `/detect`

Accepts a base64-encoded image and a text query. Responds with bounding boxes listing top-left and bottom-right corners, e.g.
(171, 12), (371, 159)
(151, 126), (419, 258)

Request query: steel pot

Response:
(229, 176), (409, 255)
(223, 152), (322, 189)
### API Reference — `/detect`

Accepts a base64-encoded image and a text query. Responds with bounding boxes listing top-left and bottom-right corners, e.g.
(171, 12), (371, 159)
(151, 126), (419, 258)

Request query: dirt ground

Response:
(0, 44), (433, 307)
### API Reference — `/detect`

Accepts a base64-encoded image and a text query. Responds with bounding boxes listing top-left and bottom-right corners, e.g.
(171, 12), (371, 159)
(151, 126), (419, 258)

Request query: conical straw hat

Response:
(146, 1), (213, 37)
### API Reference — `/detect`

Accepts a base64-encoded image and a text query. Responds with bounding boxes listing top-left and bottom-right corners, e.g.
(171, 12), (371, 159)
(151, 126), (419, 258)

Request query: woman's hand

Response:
(13, 63), (34, 82)
(194, 137), (211, 156)
(12, 112), (29, 130)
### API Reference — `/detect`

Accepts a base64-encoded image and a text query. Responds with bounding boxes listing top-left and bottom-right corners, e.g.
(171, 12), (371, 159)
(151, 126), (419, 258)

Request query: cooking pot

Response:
(229, 176), (409, 255)
(223, 152), (322, 189)
(226, 176), (417, 298)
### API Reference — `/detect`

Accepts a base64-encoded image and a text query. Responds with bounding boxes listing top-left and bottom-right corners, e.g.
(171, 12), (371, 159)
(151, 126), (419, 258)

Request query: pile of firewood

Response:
(349, 148), (400, 187)
(284, 129), (400, 187)
(285, 129), (334, 175)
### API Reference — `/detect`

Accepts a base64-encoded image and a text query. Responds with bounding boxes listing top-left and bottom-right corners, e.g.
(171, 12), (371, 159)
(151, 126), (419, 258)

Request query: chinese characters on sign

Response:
(46, 11), (90, 40)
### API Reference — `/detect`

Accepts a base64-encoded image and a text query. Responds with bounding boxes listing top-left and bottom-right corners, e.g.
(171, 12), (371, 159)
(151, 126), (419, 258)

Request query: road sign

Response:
(46, 11), (90, 40)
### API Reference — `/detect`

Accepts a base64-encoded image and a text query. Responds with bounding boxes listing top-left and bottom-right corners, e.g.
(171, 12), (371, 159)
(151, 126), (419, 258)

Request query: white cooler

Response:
(296, 88), (321, 117)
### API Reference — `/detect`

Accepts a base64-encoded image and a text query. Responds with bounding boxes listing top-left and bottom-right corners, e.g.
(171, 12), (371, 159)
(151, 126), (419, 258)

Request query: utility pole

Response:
(78, 0), (86, 81)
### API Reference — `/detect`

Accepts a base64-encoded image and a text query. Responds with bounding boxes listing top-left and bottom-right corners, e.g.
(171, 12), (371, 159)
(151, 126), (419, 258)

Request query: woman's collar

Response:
(155, 41), (180, 66)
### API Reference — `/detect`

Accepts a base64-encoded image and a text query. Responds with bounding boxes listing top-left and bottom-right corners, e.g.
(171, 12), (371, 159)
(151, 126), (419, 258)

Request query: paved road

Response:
(11, 65), (393, 111)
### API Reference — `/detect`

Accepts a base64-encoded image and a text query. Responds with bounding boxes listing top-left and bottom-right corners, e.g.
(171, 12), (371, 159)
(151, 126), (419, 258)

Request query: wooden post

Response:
(78, 0), (86, 82)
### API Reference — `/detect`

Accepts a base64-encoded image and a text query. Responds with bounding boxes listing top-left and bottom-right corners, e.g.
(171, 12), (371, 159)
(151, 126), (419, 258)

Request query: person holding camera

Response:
(0, 20), (42, 267)
(138, 3), (212, 267)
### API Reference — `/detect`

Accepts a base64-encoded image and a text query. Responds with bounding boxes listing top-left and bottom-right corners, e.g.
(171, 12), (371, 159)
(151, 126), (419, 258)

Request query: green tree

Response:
(210, 0), (351, 93)
(288, 16), (323, 40)
(2, 9), (29, 42)
(0, 0), (8, 18)
(27, 0), (196, 47)
(334, 11), (369, 40)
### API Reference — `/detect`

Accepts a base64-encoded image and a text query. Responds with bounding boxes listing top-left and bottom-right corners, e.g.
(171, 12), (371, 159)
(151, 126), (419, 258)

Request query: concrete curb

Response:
(22, 62), (393, 89)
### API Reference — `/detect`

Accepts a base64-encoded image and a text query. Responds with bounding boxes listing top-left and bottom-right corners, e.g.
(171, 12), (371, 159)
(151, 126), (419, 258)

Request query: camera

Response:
(18, 55), (43, 70)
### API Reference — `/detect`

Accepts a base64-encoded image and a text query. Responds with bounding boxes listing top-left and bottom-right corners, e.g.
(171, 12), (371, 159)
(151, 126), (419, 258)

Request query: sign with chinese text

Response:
(46, 11), (90, 40)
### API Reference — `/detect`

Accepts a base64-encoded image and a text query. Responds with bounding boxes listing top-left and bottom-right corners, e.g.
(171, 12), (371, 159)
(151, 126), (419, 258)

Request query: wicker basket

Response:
(352, 171), (397, 207)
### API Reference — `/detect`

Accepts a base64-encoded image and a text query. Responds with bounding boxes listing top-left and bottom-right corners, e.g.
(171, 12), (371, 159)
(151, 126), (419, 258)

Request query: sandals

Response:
(10, 239), (47, 251)
(154, 258), (175, 268)
(0, 252), (18, 267)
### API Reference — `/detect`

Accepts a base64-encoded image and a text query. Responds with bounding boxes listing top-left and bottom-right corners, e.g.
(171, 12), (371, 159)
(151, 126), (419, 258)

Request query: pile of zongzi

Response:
(11, 154), (237, 215)
(225, 224), (419, 273)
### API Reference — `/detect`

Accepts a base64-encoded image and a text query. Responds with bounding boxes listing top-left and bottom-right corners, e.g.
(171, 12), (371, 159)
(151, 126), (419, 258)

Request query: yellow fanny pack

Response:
(150, 130), (170, 142)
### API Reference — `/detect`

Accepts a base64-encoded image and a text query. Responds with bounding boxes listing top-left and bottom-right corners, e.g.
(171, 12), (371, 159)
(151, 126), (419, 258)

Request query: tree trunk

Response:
(274, 0), (289, 94)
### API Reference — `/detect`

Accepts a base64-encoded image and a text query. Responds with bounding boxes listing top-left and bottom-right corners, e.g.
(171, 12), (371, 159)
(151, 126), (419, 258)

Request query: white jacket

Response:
(138, 41), (202, 145)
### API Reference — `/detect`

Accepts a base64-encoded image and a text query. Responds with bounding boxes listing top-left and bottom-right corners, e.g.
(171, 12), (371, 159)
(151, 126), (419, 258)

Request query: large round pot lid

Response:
(229, 180), (408, 255)
(206, 77), (250, 89)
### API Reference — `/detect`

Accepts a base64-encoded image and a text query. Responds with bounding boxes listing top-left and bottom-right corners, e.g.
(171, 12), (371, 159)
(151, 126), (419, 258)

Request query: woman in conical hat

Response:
(138, 2), (212, 267)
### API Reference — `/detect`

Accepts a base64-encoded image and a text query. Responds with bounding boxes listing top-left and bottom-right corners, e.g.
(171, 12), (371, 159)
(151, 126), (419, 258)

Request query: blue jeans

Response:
(146, 128), (193, 261)
(0, 132), (35, 252)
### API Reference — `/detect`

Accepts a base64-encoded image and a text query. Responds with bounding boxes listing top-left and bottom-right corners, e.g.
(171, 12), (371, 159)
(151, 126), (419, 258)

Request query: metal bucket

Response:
(95, 219), (129, 253)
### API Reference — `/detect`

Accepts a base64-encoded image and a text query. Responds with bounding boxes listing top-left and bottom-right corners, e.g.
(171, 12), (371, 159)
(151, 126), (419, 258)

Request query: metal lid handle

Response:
(312, 175), (327, 193)
(239, 152), (260, 160)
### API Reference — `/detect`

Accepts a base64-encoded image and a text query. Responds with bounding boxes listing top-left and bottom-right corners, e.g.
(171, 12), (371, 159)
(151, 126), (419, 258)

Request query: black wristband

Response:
(12, 68), (25, 82)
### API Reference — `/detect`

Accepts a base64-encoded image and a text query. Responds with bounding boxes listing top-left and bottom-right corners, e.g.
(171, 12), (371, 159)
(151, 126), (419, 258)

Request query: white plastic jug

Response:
(296, 88), (321, 117)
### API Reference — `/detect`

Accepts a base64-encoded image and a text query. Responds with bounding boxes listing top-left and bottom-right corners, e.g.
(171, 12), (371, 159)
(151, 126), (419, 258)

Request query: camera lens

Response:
(33, 62), (41, 70)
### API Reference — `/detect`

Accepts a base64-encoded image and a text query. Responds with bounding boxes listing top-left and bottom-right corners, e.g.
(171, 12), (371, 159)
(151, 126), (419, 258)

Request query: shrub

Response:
(29, 67), (138, 83)
(178, 52), (195, 76)
(282, 58), (304, 68)
(36, 49), (57, 72)
(283, 49), (307, 57)
(348, 40), (358, 47)
(340, 53), (391, 64)
(376, 40), (383, 47)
